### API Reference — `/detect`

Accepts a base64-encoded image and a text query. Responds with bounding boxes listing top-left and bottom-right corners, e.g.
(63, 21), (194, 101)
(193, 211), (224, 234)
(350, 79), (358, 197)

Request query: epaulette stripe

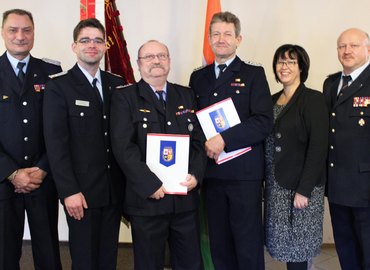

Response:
(42, 58), (61, 66)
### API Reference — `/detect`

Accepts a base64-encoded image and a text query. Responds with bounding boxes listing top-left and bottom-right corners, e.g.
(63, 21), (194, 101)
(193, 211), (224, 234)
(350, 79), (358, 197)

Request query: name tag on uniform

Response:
(75, 100), (90, 107)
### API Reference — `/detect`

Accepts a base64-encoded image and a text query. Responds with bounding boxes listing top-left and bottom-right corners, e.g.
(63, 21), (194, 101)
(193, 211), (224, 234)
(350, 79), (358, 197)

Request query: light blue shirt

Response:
(6, 51), (30, 75)
(77, 64), (103, 101)
(338, 60), (370, 94)
(150, 82), (168, 101)
(214, 56), (236, 78)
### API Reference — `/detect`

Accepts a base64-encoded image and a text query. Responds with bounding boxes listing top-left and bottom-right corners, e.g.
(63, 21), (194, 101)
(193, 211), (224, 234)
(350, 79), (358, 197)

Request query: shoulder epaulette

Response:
(106, 71), (123, 78)
(173, 83), (191, 90)
(245, 60), (262, 67)
(116, 83), (132, 89)
(193, 65), (207, 72)
(42, 58), (61, 66)
(327, 71), (341, 78)
(49, 71), (68, 79)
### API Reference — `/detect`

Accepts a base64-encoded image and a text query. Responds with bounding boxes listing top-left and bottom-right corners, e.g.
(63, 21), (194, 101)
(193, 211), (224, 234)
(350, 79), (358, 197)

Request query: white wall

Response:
(2, 0), (370, 243)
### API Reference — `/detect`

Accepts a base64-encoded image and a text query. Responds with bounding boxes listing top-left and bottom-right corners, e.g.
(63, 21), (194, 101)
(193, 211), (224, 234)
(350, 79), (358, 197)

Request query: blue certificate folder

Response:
(196, 98), (252, 164)
(146, 133), (190, 194)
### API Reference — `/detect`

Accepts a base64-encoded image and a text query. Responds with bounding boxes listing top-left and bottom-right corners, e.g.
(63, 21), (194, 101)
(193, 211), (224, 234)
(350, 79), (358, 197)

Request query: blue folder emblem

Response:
(209, 108), (229, 133)
(160, 140), (176, 167)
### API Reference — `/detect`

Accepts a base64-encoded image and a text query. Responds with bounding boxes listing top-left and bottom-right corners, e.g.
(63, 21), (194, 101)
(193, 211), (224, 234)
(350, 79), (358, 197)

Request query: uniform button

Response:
(107, 165), (111, 169)
(360, 111), (364, 115)
(167, 121), (172, 126)
(23, 119), (28, 124)
(143, 123), (147, 128)
(24, 137), (28, 141)
(187, 118), (191, 122)
(103, 115), (107, 119)
(104, 132), (108, 136)
(275, 146), (281, 152)
(330, 145), (334, 149)
(331, 112), (336, 117)
(213, 92), (218, 97)
(143, 117), (147, 122)
(24, 156), (28, 160)
(275, 133), (282, 139)
(80, 112), (84, 117)
(331, 128), (335, 133)
(236, 90), (240, 94)
(107, 149), (110, 153)
(22, 101), (27, 106)
(330, 163), (334, 167)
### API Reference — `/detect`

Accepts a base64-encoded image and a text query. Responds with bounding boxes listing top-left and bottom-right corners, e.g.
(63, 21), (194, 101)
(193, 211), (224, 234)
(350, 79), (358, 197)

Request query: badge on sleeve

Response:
(160, 140), (176, 167)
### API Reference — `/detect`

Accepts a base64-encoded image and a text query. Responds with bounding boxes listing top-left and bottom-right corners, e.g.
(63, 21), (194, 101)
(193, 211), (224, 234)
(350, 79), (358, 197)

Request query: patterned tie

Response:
(337, 75), (351, 100)
(17, 62), (26, 86)
(92, 78), (103, 104)
(156, 90), (166, 110)
(217, 64), (227, 79)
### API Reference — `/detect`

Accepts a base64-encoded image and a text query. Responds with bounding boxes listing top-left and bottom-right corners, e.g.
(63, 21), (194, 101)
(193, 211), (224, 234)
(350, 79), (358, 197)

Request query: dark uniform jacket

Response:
(0, 52), (61, 199)
(323, 64), (370, 207)
(43, 64), (125, 208)
(189, 56), (273, 181)
(110, 79), (206, 216)
(272, 83), (328, 198)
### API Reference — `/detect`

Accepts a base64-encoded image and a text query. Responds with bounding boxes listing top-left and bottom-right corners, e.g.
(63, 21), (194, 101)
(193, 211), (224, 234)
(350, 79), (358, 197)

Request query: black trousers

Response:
(0, 189), (61, 270)
(205, 178), (265, 270)
(65, 203), (122, 270)
(130, 211), (202, 270)
(329, 202), (370, 270)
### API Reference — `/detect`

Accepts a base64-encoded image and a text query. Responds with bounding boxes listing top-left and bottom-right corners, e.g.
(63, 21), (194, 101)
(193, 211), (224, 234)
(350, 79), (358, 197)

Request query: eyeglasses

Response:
(337, 44), (361, 51)
(76, 38), (105, 45)
(276, 60), (297, 68)
(138, 53), (169, 62)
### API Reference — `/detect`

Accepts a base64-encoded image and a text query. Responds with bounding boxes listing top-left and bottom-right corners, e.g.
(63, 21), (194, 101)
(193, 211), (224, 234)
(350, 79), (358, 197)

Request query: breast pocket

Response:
(0, 97), (11, 123)
(349, 107), (370, 135)
(177, 113), (198, 135)
(225, 87), (249, 108)
(134, 111), (161, 138)
(68, 106), (96, 136)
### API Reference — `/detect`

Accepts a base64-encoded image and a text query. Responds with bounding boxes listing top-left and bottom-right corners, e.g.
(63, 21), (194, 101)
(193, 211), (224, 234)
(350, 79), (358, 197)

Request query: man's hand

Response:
(64, 192), (88, 220)
(205, 134), (225, 160)
(149, 186), (166, 200)
(12, 167), (43, 193)
(180, 174), (198, 192)
(293, 192), (309, 209)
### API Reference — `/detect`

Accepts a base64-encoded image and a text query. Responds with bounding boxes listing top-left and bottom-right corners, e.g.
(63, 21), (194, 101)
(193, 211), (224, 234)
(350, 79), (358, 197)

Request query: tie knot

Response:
(156, 90), (164, 95)
(17, 62), (26, 70)
(92, 78), (98, 88)
(218, 64), (227, 73)
(342, 75), (351, 85)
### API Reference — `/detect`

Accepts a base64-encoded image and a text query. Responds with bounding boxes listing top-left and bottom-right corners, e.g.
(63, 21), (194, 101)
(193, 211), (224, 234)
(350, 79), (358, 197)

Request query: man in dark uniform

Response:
(43, 18), (125, 270)
(0, 9), (62, 270)
(323, 28), (370, 270)
(111, 40), (206, 270)
(189, 12), (273, 270)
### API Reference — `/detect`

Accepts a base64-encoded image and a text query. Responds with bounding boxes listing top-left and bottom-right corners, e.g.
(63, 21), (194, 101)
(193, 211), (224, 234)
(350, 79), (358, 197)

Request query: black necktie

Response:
(156, 90), (166, 110)
(217, 64), (227, 79)
(17, 62), (26, 86)
(92, 78), (103, 104)
(337, 75), (351, 99)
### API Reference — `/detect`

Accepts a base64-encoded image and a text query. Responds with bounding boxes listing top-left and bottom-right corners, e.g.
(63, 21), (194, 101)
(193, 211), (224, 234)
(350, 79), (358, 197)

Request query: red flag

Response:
(203, 0), (222, 65)
(105, 0), (135, 83)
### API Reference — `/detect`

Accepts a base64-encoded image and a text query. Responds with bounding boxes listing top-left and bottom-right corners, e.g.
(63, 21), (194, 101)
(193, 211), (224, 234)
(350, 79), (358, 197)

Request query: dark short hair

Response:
(73, 18), (105, 42)
(210, 11), (241, 37)
(2, 9), (34, 28)
(272, 44), (310, 83)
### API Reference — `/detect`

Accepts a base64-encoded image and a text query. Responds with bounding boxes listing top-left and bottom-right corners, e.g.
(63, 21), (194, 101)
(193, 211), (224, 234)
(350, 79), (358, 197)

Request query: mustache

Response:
(149, 63), (164, 70)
